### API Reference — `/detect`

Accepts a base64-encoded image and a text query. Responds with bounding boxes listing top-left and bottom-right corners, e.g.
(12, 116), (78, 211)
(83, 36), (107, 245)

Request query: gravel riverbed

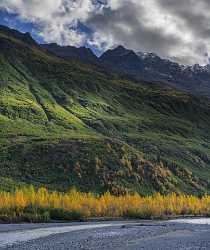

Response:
(0, 219), (210, 249)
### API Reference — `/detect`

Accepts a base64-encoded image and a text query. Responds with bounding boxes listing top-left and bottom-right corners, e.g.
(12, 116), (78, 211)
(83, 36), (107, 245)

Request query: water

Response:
(170, 218), (210, 225)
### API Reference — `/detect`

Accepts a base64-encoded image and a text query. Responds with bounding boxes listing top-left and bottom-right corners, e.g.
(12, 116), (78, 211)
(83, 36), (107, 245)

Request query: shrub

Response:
(0, 187), (209, 222)
(49, 208), (83, 221)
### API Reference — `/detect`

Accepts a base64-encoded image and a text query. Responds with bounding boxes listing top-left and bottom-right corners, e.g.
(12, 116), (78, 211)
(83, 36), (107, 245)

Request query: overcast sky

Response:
(0, 0), (210, 65)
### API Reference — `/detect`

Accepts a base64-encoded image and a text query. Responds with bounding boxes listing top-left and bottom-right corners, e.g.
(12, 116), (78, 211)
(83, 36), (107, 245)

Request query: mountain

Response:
(41, 43), (98, 64)
(1, 25), (210, 195)
(100, 45), (144, 79)
(42, 43), (210, 98)
(0, 25), (37, 46)
(100, 46), (210, 97)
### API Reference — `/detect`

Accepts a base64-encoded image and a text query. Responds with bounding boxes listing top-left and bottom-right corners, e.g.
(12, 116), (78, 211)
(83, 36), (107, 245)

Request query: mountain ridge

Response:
(100, 46), (210, 97)
(2, 24), (210, 99)
(1, 25), (210, 195)
(40, 41), (210, 98)
(41, 43), (98, 64)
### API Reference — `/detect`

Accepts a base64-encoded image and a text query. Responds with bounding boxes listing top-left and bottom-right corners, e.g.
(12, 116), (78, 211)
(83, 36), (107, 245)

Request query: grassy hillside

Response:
(1, 26), (210, 195)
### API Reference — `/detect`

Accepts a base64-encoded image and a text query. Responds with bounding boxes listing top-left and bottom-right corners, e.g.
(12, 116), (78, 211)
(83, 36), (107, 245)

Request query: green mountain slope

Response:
(1, 26), (210, 195)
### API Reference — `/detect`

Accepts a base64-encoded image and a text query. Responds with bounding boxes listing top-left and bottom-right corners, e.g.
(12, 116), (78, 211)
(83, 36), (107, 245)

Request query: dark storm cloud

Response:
(87, 2), (182, 54)
(87, 0), (210, 65)
(157, 0), (210, 38)
(155, 0), (210, 63)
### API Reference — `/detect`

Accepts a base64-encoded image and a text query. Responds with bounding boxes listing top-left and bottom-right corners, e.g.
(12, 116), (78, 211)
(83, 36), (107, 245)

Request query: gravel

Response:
(0, 219), (210, 249)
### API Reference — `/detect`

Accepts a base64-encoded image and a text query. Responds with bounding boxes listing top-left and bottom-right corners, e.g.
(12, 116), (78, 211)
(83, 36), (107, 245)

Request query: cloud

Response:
(0, 0), (100, 46)
(88, 0), (210, 65)
(0, 0), (210, 65)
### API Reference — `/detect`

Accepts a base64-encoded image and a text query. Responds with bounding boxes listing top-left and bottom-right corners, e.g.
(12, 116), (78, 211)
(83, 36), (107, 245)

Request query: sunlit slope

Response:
(1, 26), (210, 195)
